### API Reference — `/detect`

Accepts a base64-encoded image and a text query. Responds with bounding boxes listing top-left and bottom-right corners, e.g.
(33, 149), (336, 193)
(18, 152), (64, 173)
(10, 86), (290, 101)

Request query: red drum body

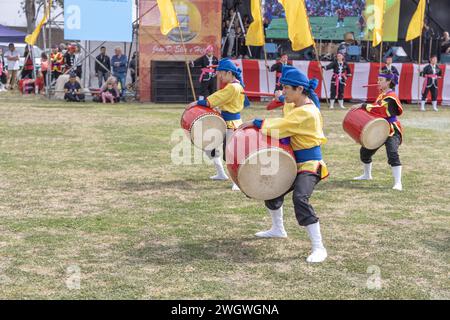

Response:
(343, 107), (390, 150)
(181, 106), (227, 151)
(226, 127), (298, 201)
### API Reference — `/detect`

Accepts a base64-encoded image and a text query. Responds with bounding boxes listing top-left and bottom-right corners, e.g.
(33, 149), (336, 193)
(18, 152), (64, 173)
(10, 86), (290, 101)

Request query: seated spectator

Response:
(19, 72), (44, 95)
(64, 72), (85, 102)
(101, 78), (120, 104)
(441, 31), (450, 54)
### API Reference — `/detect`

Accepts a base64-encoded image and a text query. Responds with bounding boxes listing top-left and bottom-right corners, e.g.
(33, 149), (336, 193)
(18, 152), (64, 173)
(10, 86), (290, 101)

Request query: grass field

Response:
(0, 93), (449, 299)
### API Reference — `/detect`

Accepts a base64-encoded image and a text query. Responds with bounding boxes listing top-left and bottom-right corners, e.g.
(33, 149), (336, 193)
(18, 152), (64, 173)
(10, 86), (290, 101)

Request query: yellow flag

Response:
(406, 0), (425, 41)
(279, 0), (314, 51)
(372, 0), (384, 47)
(157, 0), (179, 36)
(25, 0), (52, 46)
(246, 0), (264, 46)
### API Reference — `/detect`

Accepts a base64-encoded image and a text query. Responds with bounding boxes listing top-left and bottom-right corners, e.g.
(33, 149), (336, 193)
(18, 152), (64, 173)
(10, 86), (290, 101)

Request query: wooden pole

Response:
(300, 0), (329, 106)
(379, 41), (383, 72)
(176, 21), (196, 100)
(263, 48), (271, 94)
(314, 43), (329, 106)
(260, 3), (270, 94)
(418, 37), (423, 107)
(418, 4), (424, 108)
(379, 0), (385, 72)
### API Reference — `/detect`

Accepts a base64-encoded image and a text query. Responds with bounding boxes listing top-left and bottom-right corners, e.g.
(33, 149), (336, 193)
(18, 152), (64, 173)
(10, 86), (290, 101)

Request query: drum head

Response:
(190, 114), (227, 150)
(361, 118), (390, 150)
(237, 148), (297, 200)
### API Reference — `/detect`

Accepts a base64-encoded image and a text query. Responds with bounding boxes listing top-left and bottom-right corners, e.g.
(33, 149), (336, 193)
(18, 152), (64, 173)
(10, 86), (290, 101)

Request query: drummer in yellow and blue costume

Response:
(187, 58), (250, 190)
(240, 65), (328, 263)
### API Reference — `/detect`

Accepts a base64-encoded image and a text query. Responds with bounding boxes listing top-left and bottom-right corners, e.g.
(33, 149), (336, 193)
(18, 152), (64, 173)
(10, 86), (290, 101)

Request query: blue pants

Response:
(114, 72), (126, 96)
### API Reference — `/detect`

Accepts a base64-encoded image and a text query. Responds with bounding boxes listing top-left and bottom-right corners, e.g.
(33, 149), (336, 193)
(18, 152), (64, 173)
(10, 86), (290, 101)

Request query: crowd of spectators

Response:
(0, 42), (138, 102)
(264, 0), (364, 23)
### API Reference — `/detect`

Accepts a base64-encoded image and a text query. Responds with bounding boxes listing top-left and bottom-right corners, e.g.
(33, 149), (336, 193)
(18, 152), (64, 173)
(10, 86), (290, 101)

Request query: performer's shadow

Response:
(319, 178), (389, 190)
(127, 237), (298, 265)
(117, 178), (226, 192)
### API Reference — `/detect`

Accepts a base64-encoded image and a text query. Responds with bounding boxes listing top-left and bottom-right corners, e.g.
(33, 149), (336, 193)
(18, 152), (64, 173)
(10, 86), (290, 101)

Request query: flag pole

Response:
(417, 4), (424, 108)
(378, 0), (385, 72)
(301, 0), (329, 106)
(263, 48), (271, 93)
(174, 14), (196, 100)
(261, 4), (270, 94)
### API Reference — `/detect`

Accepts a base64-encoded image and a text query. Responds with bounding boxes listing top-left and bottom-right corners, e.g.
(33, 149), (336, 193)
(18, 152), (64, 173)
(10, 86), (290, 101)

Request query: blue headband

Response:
(280, 65), (320, 109)
(216, 58), (245, 88)
(217, 58), (250, 107)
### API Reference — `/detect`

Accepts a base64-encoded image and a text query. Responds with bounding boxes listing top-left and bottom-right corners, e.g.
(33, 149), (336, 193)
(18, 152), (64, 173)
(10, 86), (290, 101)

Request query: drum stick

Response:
(362, 84), (379, 88)
(242, 91), (275, 97)
(266, 100), (284, 110)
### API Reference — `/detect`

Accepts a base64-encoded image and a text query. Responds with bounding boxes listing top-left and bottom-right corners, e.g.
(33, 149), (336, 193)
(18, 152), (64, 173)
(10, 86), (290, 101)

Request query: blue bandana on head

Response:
(216, 58), (250, 108)
(279, 65), (320, 109)
(378, 72), (398, 86)
(216, 58), (245, 87)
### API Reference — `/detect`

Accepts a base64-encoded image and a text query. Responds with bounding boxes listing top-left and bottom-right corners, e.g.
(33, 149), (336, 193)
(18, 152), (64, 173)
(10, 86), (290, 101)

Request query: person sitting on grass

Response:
(64, 72), (85, 102)
(101, 78), (120, 104)
(20, 71), (45, 94)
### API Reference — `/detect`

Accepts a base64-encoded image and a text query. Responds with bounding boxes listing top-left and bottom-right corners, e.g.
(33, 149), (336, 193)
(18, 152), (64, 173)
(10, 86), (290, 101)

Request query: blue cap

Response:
(216, 58), (245, 88)
(280, 65), (320, 109)
(217, 58), (250, 107)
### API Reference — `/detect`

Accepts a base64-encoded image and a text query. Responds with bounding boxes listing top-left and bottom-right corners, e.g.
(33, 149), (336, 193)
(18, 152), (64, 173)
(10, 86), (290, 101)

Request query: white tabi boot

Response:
(306, 222), (327, 263)
(231, 183), (240, 191)
(391, 165), (403, 191)
(353, 162), (373, 180)
(420, 101), (426, 111)
(338, 99), (345, 109)
(329, 99), (335, 109)
(432, 101), (438, 112)
(255, 207), (287, 238)
(210, 157), (228, 180)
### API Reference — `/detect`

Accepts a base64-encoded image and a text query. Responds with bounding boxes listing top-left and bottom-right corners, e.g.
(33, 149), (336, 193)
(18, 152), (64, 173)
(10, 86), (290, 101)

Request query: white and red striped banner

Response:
(235, 60), (450, 105)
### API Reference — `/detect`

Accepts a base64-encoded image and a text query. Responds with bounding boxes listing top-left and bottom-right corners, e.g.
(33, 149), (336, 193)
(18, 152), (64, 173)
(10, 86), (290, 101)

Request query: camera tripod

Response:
(221, 8), (252, 58)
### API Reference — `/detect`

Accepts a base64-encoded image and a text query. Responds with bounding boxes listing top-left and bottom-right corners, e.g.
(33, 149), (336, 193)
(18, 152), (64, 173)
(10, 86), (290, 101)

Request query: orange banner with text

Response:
(139, 0), (222, 102)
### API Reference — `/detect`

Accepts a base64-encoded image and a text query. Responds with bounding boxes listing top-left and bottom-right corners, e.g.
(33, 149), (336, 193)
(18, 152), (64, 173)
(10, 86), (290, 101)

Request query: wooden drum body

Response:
(343, 107), (390, 150)
(226, 127), (297, 201)
(181, 106), (227, 151)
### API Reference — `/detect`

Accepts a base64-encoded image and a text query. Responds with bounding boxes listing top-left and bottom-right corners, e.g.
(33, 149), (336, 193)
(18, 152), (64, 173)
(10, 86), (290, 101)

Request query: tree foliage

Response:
(21, 0), (64, 33)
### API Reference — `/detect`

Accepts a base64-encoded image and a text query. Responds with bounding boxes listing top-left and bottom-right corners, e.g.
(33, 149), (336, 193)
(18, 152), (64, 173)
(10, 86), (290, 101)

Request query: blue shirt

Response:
(111, 54), (128, 74)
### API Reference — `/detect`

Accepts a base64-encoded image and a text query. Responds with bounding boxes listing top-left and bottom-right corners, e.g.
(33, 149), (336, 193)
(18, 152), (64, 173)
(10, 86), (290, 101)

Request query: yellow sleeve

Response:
(261, 108), (314, 139)
(207, 84), (237, 109)
(282, 103), (295, 116)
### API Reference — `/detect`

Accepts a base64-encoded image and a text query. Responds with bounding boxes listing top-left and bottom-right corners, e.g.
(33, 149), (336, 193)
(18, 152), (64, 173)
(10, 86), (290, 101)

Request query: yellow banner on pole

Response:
(278, 0), (314, 51)
(406, 0), (425, 42)
(25, 0), (53, 46)
(246, 0), (264, 46)
(156, 0), (179, 35)
(372, 0), (384, 47)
